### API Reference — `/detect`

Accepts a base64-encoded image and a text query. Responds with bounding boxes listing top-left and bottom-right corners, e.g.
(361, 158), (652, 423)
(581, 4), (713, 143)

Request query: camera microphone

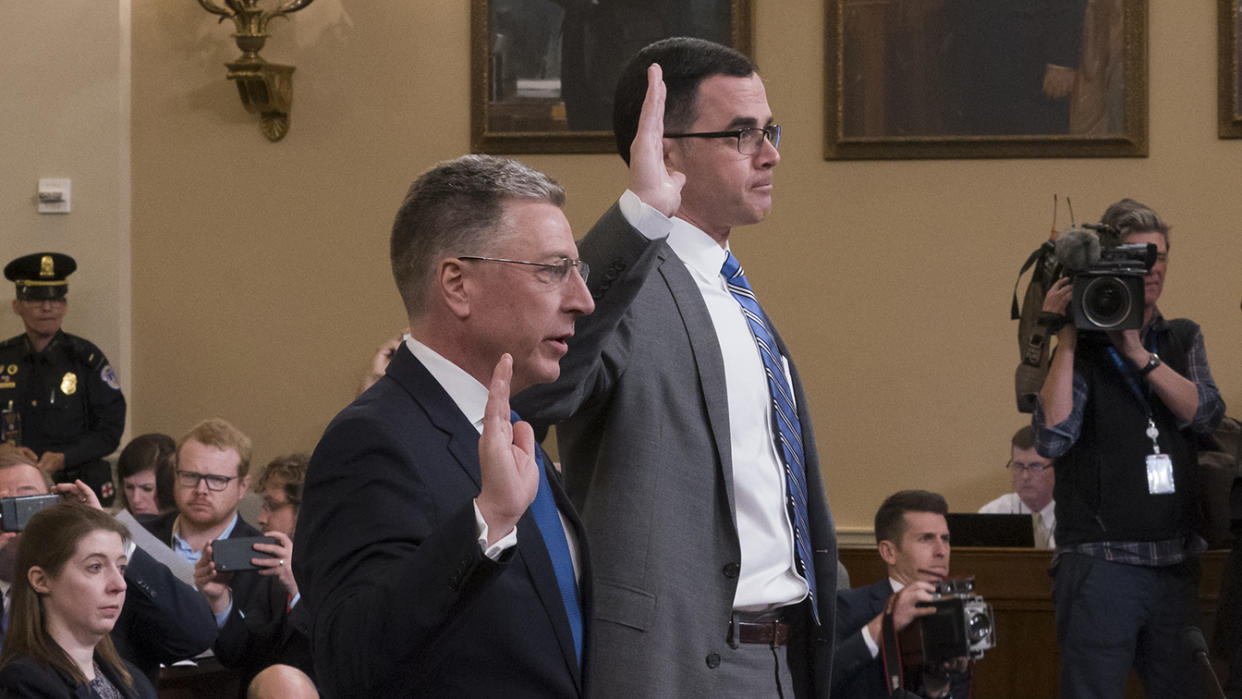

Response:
(1054, 228), (1101, 272)
(1183, 625), (1227, 699)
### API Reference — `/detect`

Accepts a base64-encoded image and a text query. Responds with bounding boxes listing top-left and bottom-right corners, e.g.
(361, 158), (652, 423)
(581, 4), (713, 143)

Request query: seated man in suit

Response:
(833, 490), (968, 699)
(978, 426), (1056, 548)
(0, 451), (216, 687)
(293, 154), (595, 697)
(142, 419), (277, 687)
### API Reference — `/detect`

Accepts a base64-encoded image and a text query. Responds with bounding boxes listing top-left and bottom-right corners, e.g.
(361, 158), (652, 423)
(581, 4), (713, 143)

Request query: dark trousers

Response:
(1053, 552), (1204, 699)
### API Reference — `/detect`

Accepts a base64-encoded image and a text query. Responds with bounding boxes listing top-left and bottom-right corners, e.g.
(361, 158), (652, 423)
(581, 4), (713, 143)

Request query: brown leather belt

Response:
(728, 617), (791, 647)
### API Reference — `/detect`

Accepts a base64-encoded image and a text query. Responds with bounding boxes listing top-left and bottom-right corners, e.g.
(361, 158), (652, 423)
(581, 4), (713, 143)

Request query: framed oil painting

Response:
(825, 0), (1148, 160)
(471, 0), (752, 154)
(1220, 0), (1242, 137)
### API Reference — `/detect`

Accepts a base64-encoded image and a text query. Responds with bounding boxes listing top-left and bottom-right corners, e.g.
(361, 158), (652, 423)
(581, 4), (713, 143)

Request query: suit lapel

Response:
(385, 346), (483, 489)
(516, 443), (583, 691)
(656, 249), (736, 519)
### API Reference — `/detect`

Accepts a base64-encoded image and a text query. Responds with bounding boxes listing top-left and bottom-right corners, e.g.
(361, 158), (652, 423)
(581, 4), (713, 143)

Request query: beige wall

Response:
(130, 1), (1242, 538)
(1, 1), (131, 418)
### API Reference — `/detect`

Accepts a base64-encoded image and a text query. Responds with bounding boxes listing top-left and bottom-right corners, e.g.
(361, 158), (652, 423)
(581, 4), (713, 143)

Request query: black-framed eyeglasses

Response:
(664, 124), (781, 155)
(457, 256), (590, 285)
(175, 469), (240, 492)
(1007, 460), (1053, 474)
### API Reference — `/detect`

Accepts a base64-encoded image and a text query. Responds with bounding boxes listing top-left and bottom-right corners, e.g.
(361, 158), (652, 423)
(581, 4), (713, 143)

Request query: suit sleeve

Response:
(61, 343), (125, 467)
(119, 546), (217, 664)
(512, 203), (663, 424)
(831, 585), (887, 696)
(292, 412), (510, 696)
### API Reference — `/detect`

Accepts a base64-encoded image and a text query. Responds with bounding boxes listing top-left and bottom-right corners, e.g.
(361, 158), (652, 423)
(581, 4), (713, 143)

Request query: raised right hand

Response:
(628, 63), (686, 217)
(475, 354), (540, 546)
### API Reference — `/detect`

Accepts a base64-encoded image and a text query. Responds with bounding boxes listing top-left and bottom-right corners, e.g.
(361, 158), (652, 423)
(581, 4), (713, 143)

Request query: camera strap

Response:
(880, 594), (905, 696)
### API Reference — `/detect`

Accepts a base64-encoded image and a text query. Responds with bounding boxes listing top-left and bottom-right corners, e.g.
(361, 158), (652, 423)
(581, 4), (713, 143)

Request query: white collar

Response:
(665, 216), (731, 286)
(405, 336), (488, 433)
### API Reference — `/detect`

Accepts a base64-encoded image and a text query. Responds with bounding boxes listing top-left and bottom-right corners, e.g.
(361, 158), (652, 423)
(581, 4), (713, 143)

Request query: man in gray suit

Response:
(514, 37), (836, 697)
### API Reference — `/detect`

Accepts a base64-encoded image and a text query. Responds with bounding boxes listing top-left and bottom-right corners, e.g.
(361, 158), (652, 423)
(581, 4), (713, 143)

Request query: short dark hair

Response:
(1011, 425), (1035, 451)
(1101, 198), (1171, 249)
(874, 490), (948, 546)
(117, 433), (177, 513)
(612, 37), (758, 165)
(255, 453), (309, 512)
(390, 155), (565, 316)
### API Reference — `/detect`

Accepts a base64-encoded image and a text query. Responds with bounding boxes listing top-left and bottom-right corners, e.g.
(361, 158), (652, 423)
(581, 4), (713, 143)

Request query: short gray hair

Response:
(1101, 198), (1172, 248)
(390, 155), (566, 316)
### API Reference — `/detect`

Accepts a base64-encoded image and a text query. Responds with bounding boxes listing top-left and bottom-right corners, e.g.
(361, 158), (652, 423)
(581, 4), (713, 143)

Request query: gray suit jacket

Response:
(514, 204), (837, 698)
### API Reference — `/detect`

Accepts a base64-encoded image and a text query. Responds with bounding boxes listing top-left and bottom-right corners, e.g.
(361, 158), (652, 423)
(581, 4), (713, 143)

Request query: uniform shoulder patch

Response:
(101, 364), (121, 391)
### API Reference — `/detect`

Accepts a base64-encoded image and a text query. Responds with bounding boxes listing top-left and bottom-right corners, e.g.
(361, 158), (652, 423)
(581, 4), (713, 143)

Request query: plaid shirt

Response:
(1033, 308), (1224, 566)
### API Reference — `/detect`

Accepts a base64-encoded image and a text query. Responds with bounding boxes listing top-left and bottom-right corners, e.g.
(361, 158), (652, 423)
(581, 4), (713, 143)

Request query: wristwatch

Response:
(1139, 352), (1162, 377)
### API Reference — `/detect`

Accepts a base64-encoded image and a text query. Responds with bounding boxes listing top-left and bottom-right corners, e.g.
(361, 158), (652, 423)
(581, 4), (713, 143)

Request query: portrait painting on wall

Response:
(824, 0), (1148, 160)
(471, 0), (752, 154)
(1219, 0), (1242, 137)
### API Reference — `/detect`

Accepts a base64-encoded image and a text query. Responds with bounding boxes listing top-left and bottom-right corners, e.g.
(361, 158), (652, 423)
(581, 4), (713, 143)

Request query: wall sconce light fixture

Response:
(198, 0), (315, 142)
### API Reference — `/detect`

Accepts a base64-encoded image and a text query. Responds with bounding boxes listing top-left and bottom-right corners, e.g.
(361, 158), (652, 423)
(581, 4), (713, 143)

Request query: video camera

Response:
(900, 577), (996, 666)
(1056, 224), (1157, 332)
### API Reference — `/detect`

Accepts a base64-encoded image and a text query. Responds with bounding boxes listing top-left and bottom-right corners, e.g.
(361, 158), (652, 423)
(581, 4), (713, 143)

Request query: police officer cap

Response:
(4, 252), (76, 301)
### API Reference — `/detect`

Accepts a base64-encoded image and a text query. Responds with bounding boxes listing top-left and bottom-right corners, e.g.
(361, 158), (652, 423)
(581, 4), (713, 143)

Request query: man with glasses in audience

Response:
(513, 38), (837, 698)
(978, 426), (1056, 548)
(144, 418), (287, 690)
(0, 252), (126, 506)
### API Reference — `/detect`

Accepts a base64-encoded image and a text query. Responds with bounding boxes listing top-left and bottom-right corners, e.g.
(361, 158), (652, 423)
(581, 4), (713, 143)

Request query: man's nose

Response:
(564, 267), (595, 316)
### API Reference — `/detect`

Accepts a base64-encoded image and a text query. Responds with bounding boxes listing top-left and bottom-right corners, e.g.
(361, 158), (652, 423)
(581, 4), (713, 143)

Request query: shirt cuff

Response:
(214, 601), (233, 629)
(618, 190), (674, 241)
(862, 624), (880, 658)
(473, 500), (517, 561)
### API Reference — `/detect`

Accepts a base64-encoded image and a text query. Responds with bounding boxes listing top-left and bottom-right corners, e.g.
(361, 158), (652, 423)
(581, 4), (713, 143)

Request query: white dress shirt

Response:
(620, 191), (808, 612)
(978, 493), (1057, 548)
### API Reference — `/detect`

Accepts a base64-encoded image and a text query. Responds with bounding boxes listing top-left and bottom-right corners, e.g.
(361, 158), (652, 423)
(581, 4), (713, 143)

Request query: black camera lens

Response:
(1081, 276), (1133, 329)
(968, 612), (992, 644)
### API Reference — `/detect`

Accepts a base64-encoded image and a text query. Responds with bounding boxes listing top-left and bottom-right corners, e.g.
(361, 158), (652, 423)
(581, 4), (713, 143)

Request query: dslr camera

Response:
(901, 577), (996, 665)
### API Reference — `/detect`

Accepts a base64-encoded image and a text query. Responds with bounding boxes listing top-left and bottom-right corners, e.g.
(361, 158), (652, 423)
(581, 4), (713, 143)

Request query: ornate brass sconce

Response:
(198, 0), (315, 141)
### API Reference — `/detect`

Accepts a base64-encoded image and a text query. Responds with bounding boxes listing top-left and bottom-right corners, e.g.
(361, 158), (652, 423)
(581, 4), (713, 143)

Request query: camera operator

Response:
(831, 490), (969, 699)
(1035, 198), (1225, 699)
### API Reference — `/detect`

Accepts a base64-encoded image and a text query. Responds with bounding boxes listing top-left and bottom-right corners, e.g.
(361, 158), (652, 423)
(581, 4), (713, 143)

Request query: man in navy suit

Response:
(833, 490), (968, 699)
(293, 154), (595, 697)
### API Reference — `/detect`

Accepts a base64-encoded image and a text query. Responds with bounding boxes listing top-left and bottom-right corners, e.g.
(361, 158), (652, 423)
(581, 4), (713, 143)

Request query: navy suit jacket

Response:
(0, 654), (157, 699)
(293, 346), (591, 698)
(110, 545), (217, 688)
(833, 579), (970, 699)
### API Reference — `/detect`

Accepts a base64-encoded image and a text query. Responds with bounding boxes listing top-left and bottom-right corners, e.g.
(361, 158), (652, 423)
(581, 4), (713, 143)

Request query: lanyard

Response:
(1106, 334), (1163, 455)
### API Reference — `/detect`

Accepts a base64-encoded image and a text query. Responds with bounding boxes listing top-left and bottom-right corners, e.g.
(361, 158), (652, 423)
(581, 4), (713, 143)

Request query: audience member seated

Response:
(978, 425), (1056, 548)
(210, 454), (314, 692)
(247, 663), (318, 699)
(833, 490), (970, 699)
(0, 451), (216, 687)
(0, 502), (156, 697)
(116, 432), (177, 517)
(143, 418), (267, 688)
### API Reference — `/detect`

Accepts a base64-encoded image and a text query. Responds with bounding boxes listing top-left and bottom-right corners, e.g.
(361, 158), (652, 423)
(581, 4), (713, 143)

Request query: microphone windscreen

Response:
(1183, 625), (1209, 656)
(1054, 229), (1101, 272)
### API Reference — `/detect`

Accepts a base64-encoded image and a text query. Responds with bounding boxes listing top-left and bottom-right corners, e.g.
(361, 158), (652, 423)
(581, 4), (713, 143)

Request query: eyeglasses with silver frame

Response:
(457, 256), (590, 285)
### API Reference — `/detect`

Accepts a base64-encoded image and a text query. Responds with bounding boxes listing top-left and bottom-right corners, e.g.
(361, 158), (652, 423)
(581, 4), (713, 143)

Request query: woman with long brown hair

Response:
(0, 502), (156, 698)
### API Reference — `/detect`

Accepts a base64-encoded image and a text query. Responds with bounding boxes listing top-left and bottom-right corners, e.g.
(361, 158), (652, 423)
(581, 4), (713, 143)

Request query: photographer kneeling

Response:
(1035, 198), (1224, 699)
(831, 490), (970, 699)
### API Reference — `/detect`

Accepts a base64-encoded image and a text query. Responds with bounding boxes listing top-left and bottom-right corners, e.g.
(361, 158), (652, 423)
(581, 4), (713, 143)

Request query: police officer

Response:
(0, 252), (125, 505)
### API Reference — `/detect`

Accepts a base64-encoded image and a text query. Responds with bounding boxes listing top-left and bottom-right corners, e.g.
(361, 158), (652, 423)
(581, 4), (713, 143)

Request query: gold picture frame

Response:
(824, 0), (1148, 160)
(1220, 0), (1242, 138)
(471, 0), (752, 155)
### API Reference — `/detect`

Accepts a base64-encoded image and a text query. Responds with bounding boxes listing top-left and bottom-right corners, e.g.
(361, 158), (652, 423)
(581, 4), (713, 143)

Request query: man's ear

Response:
(663, 137), (685, 175)
(436, 259), (471, 319)
(10, 299), (19, 317)
(28, 565), (50, 595)
(877, 539), (899, 568)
